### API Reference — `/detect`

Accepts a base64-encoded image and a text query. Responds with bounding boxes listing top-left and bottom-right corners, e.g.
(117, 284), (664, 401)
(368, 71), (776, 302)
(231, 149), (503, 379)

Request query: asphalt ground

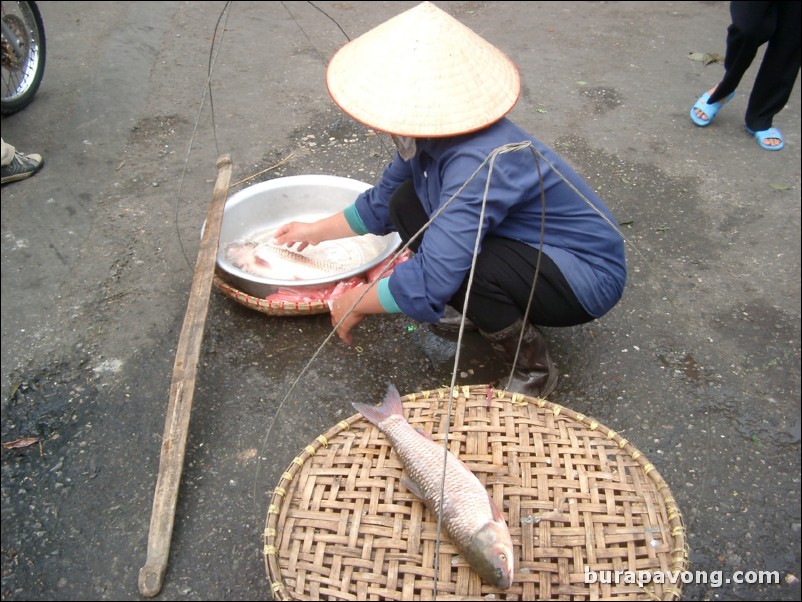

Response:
(1, 2), (800, 600)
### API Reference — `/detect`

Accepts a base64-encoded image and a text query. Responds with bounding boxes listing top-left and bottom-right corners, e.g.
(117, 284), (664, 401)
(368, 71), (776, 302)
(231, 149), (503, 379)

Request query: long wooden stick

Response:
(138, 154), (233, 597)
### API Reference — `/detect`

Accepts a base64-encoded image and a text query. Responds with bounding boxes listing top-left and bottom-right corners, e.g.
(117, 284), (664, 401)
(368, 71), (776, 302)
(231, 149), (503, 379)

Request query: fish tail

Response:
(352, 384), (404, 427)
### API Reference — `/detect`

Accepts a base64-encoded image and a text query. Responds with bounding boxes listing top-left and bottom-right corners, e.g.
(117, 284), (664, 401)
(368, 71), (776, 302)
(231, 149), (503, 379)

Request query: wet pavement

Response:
(1, 2), (800, 600)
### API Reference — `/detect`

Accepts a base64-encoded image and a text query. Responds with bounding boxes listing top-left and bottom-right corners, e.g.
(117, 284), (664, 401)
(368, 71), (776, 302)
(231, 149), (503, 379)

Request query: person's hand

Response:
(273, 211), (356, 252)
(272, 221), (319, 252)
(329, 286), (367, 345)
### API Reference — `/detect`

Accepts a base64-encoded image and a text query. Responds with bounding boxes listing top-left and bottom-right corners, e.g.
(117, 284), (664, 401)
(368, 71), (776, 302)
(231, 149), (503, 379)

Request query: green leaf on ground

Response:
(687, 52), (724, 66)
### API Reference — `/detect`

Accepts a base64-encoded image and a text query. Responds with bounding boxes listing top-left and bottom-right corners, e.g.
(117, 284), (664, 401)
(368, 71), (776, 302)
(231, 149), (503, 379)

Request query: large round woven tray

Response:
(264, 385), (688, 600)
(213, 274), (329, 316)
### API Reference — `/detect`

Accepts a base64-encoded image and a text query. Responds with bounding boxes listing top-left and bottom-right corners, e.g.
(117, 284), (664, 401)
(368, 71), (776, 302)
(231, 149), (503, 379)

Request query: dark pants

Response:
(388, 181), (593, 333)
(708, 1), (801, 131)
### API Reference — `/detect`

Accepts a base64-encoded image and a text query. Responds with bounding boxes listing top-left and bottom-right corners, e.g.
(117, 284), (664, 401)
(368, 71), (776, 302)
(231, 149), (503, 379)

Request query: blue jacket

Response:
(345, 118), (626, 324)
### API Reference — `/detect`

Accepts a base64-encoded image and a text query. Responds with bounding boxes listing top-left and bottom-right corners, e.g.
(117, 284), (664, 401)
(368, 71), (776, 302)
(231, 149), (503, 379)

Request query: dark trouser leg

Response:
(389, 180), (428, 253)
(388, 180), (592, 329)
(448, 237), (592, 399)
(709, 1), (773, 103)
(709, 1), (802, 130)
(447, 237), (593, 331)
(744, 1), (801, 130)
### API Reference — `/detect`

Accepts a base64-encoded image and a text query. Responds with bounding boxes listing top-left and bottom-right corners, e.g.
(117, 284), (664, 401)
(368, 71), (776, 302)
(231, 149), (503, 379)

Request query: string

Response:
(174, 1), (233, 271)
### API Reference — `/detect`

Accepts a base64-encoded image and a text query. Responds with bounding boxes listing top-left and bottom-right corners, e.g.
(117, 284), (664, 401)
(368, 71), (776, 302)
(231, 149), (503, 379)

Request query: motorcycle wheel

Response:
(1, 0), (46, 116)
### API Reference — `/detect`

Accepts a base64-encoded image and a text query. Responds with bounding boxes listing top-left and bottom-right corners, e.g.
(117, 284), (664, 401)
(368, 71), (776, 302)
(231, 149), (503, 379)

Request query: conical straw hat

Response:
(326, 2), (520, 137)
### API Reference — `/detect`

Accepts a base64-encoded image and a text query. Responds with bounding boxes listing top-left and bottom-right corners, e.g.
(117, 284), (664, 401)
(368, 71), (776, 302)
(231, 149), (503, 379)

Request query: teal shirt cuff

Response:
(344, 203), (369, 235)
(377, 278), (402, 314)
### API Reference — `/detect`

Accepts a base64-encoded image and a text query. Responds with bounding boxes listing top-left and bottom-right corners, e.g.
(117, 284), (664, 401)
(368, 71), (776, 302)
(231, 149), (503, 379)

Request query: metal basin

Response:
(216, 175), (400, 298)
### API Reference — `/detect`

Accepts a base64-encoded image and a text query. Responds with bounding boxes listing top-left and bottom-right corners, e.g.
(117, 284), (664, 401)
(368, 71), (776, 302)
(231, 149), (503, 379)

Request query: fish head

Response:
(225, 241), (257, 267)
(464, 520), (515, 590)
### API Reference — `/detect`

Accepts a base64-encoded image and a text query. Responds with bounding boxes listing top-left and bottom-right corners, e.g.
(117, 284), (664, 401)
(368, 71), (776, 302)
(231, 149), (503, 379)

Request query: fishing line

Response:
(250, 137), (623, 590)
(317, 140), (639, 596)
(231, 4), (665, 595)
(174, 0), (232, 271)
(431, 141), (546, 597)
(306, 1), (352, 43)
(281, 1), (397, 163)
(250, 0), (400, 517)
(250, 144), (515, 511)
(251, 141), (540, 597)
(279, 0), (340, 67)
(527, 147), (666, 307)
(431, 146), (508, 598)
(206, 2), (233, 160)
(504, 144), (547, 381)
(166, 4), (650, 595)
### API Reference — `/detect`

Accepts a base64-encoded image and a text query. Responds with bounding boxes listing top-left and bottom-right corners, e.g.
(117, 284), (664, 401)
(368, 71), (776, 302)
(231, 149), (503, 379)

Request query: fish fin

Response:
(487, 491), (506, 523)
(252, 246), (273, 267)
(400, 476), (424, 500)
(414, 427), (433, 441)
(352, 384), (404, 427)
(254, 255), (271, 269)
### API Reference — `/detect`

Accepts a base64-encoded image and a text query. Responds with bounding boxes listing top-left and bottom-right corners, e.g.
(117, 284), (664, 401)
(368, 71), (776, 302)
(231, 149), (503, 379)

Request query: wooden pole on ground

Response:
(138, 154), (233, 597)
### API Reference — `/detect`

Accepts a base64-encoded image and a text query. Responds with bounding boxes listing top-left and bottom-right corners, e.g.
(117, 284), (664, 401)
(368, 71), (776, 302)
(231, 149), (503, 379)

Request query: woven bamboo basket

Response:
(213, 274), (329, 316)
(264, 385), (688, 600)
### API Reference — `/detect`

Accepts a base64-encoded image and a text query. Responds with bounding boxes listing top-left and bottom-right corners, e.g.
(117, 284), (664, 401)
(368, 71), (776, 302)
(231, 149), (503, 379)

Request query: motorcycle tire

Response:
(1, 0), (46, 116)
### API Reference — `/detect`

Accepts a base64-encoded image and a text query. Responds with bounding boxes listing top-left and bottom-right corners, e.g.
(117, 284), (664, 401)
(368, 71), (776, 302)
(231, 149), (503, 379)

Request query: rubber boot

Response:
(480, 319), (558, 398)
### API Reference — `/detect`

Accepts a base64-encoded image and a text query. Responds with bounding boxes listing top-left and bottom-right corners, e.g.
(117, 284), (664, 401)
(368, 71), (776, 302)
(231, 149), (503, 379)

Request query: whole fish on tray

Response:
(352, 385), (514, 590)
(224, 241), (346, 281)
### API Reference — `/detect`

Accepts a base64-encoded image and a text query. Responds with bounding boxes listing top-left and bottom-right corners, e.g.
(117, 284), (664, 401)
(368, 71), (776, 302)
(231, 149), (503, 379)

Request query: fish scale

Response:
(253, 243), (347, 274)
(381, 414), (495, 543)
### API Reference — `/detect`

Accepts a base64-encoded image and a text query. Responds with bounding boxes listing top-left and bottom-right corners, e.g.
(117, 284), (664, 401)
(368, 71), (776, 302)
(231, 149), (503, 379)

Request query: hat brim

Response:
(326, 2), (520, 137)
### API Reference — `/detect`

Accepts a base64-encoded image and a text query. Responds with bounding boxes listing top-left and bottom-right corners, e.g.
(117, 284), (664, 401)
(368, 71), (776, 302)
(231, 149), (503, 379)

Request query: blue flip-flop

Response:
(745, 126), (784, 151)
(690, 91), (735, 127)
